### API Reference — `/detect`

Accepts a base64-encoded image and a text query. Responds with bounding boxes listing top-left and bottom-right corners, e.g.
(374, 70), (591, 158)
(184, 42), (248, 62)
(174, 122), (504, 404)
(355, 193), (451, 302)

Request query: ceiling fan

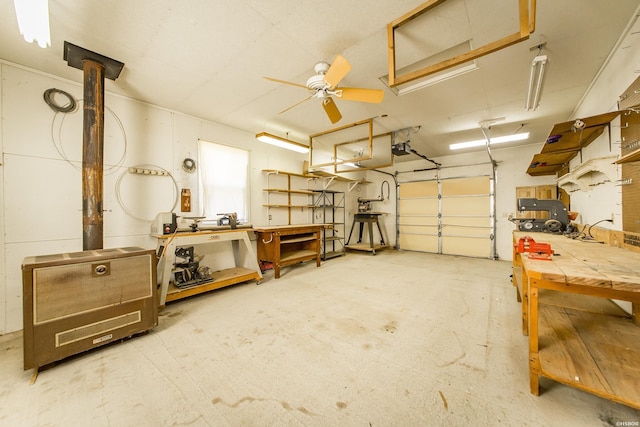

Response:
(264, 55), (384, 124)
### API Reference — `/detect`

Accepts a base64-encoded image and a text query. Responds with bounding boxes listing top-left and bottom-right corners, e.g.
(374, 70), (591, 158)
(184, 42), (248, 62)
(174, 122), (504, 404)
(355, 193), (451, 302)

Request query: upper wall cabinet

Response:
(526, 111), (621, 176)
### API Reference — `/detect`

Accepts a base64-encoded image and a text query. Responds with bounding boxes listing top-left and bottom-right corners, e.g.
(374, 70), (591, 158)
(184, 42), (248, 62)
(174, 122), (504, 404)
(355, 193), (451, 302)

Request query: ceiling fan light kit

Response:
(256, 132), (309, 154)
(264, 55), (384, 124)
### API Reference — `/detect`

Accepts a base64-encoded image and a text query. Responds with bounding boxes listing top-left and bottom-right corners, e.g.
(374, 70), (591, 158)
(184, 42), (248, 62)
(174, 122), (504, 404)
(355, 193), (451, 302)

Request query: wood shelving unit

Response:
(263, 170), (316, 224)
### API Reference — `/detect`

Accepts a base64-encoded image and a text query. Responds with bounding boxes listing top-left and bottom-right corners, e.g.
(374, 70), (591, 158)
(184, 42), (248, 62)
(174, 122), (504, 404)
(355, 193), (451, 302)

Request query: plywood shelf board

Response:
(280, 249), (318, 263)
(615, 147), (640, 164)
(538, 304), (640, 409)
(281, 236), (317, 244)
(264, 188), (316, 195)
(166, 267), (260, 302)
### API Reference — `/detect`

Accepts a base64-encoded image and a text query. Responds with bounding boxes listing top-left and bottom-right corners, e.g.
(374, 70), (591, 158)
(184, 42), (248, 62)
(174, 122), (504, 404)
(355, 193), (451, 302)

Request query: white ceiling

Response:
(1, 0), (639, 162)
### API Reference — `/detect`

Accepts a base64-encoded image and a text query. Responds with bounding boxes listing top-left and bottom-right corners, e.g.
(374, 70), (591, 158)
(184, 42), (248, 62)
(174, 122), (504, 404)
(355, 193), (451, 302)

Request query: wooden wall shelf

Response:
(615, 147), (640, 164)
(557, 156), (618, 192)
(526, 111), (621, 176)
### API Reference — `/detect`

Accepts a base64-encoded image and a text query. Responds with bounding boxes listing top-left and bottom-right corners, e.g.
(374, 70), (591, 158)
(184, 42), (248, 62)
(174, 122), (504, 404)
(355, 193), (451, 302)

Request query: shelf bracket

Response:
(348, 181), (362, 192)
(322, 176), (336, 190)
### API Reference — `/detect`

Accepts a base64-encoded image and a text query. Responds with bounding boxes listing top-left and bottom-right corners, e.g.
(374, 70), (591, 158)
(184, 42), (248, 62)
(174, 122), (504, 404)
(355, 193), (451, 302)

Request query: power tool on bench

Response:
(510, 198), (569, 234)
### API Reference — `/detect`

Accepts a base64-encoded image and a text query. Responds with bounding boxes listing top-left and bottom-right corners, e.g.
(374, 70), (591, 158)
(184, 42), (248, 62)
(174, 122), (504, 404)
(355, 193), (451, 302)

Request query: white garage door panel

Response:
(442, 177), (490, 194)
(399, 234), (439, 252)
(399, 198), (438, 214)
(442, 237), (490, 257)
(400, 181), (439, 197)
(399, 225), (438, 235)
(398, 176), (492, 258)
(441, 216), (490, 227)
(399, 216), (439, 226)
(441, 197), (490, 215)
(441, 225), (489, 237)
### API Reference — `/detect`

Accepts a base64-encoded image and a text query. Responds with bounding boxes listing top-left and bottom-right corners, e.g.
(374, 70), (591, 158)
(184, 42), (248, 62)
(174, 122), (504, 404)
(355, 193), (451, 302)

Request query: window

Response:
(198, 140), (249, 222)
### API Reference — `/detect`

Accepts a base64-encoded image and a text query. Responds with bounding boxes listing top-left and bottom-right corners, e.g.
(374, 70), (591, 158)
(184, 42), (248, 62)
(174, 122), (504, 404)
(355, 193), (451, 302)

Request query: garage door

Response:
(398, 176), (493, 258)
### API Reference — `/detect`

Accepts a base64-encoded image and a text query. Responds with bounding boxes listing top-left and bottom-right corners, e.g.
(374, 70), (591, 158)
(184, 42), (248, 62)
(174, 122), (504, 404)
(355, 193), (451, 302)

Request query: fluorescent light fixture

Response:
(380, 62), (479, 96)
(13, 0), (51, 48)
(396, 62), (479, 96)
(525, 55), (548, 111)
(256, 132), (309, 154)
(449, 132), (530, 151)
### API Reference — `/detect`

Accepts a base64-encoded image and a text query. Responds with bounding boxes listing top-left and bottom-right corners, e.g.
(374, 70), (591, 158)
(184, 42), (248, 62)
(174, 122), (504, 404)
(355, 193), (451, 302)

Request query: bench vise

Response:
(515, 236), (554, 260)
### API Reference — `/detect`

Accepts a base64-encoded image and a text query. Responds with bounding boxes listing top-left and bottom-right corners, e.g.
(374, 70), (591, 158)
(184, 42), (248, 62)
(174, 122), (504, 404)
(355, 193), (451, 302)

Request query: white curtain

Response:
(198, 140), (249, 222)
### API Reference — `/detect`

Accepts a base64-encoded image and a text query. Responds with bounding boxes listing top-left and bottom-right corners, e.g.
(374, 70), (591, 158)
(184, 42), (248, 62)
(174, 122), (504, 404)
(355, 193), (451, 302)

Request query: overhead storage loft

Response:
(526, 111), (622, 176)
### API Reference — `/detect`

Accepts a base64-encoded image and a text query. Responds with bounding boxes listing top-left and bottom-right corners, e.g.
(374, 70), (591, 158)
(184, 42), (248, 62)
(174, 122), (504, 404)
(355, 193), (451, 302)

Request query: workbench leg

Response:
(528, 285), (540, 396)
(368, 222), (374, 249)
(316, 232), (321, 267)
(521, 269), (529, 336)
(633, 303), (639, 327)
(274, 264), (281, 279)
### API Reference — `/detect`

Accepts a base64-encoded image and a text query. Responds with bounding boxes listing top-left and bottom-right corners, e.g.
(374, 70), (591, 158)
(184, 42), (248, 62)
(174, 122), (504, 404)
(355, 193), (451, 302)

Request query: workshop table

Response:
(156, 229), (262, 305)
(346, 212), (388, 254)
(513, 231), (640, 409)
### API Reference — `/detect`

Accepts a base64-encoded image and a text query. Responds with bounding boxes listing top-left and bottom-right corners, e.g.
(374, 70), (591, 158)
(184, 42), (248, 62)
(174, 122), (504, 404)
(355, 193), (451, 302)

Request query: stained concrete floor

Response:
(1, 250), (639, 426)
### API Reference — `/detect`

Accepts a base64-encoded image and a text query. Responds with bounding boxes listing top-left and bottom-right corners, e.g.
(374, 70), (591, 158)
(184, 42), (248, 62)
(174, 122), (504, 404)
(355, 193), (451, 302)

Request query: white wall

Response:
(0, 62), (308, 334)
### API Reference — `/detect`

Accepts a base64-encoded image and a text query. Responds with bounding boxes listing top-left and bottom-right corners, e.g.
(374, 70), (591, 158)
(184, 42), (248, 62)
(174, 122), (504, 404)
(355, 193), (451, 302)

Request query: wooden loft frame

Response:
(387, 0), (537, 87)
(309, 118), (394, 173)
(309, 118), (374, 169)
(335, 132), (394, 173)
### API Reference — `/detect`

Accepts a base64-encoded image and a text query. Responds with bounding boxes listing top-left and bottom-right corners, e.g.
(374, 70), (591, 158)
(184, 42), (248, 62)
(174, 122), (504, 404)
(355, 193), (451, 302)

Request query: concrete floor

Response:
(1, 250), (638, 426)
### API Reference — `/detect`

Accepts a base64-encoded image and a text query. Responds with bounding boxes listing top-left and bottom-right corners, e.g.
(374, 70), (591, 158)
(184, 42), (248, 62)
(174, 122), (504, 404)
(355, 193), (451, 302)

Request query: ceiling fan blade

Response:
(336, 87), (384, 103)
(264, 76), (308, 90)
(323, 55), (351, 89)
(322, 97), (342, 124)
(279, 94), (314, 114)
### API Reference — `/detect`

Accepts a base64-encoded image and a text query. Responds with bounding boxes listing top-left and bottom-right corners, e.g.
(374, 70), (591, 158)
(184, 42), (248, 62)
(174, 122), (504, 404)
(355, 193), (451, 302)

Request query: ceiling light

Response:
(449, 132), (530, 151)
(13, 0), (51, 48)
(381, 62), (479, 96)
(396, 63), (479, 95)
(525, 55), (548, 111)
(256, 132), (309, 154)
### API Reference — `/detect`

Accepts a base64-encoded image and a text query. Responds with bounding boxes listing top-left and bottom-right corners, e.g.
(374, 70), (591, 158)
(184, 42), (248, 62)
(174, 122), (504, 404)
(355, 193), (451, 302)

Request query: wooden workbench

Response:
(512, 231), (640, 409)
(253, 224), (323, 278)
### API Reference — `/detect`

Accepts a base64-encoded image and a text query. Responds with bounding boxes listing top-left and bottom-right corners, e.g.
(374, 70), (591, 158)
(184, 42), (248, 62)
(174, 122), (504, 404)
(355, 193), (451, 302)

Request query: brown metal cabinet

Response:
(22, 247), (158, 370)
